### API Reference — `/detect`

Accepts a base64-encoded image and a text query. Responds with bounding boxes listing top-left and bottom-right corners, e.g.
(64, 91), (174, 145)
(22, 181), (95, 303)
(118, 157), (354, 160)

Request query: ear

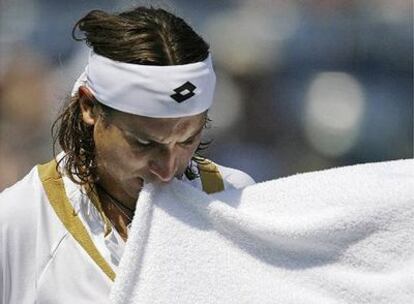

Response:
(78, 86), (97, 126)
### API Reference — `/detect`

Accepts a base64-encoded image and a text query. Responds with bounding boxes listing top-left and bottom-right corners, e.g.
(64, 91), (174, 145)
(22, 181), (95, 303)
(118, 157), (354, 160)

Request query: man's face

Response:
(80, 94), (205, 201)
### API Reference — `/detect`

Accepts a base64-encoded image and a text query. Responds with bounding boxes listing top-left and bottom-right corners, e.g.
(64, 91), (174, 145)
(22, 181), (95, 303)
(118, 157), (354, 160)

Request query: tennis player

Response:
(0, 6), (254, 303)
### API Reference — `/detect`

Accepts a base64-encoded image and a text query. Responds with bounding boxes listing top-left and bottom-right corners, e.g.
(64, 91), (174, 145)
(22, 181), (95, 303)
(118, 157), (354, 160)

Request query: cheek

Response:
(94, 127), (144, 175)
(189, 144), (200, 159)
(178, 142), (201, 168)
(99, 147), (149, 181)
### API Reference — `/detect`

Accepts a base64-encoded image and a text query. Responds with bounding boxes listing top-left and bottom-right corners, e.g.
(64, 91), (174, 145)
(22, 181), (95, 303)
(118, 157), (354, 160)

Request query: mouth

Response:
(132, 177), (144, 189)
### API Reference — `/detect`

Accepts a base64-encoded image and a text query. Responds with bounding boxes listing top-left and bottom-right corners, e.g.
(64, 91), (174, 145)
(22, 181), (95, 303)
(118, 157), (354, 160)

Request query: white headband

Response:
(71, 51), (216, 118)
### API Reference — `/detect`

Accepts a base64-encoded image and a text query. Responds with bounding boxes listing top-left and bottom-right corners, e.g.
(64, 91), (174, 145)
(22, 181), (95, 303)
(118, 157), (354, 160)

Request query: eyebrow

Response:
(123, 123), (205, 145)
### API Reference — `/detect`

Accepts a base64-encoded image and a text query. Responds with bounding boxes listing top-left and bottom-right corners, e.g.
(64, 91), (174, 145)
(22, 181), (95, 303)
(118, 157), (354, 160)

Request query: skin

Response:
(78, 86), (205, 239)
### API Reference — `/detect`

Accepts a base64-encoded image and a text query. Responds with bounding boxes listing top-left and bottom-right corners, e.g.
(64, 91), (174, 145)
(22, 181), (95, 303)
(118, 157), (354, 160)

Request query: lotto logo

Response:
(170, 81), (197, 103)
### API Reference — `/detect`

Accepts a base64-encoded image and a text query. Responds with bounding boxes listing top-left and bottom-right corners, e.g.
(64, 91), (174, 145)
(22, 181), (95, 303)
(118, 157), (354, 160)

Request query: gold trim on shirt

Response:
(36, 157), (224, 282)
(37, 160), (116, 281)
(197, 158), (225, 194)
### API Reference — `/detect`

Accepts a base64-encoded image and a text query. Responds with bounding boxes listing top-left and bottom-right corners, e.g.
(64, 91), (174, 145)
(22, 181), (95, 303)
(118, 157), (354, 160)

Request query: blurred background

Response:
(0, 0), (412, 190)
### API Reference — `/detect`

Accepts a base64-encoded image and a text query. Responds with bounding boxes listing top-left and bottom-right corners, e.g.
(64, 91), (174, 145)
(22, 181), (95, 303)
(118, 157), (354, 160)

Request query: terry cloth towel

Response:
(110, 159), (414, 304)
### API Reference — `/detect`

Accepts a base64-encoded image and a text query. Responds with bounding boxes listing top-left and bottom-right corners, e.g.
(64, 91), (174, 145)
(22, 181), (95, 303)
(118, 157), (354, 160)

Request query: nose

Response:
(148, 147), (178, 183)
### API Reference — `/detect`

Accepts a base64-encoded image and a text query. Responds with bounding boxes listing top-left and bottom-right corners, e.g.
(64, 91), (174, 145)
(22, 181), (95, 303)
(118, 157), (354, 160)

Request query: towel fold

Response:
(110, 159), (414, 304)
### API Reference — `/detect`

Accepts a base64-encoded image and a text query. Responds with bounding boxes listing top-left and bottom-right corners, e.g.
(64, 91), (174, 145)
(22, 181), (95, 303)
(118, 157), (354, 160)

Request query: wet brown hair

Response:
(52, 6), (211, 185)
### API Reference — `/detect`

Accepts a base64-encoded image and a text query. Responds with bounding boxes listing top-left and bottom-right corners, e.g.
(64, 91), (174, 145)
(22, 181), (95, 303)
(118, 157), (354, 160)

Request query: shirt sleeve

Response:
(0, 167), (41, 303)
(217, 165), (256, 190)
(0, 193), (10, 304)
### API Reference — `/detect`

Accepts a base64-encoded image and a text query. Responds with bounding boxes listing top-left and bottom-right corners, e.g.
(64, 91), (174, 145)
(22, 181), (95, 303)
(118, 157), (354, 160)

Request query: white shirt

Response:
(0, 159), (254, 304)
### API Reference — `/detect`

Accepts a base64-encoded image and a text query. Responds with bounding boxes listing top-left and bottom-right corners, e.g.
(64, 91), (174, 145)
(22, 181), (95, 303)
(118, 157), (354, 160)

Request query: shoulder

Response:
(189, 158), (255, 192)
(0, 165), (63, 301)
(0, 166), (42, 229)
(215, 163), (255, 190)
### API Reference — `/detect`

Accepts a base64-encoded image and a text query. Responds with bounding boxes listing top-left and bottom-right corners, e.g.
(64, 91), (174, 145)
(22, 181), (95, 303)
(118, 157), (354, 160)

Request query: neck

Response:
(100, 182), (137, 209)
(97, 184), (135, 213)
(95, 168), (141, 210)
(94, 181), (139, 242)
(93, 170), (142, 241)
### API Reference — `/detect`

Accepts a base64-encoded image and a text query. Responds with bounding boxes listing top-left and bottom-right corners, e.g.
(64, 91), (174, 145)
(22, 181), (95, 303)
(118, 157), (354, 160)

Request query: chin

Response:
(124, 177), (143, 193)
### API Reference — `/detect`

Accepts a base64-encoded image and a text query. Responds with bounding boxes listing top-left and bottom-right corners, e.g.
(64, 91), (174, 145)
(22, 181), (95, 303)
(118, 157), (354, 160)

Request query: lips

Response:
(135, 177), (144, 188)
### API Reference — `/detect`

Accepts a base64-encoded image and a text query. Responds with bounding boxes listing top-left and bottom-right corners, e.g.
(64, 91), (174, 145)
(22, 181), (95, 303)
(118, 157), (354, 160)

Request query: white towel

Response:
(110, 159), (414, 304)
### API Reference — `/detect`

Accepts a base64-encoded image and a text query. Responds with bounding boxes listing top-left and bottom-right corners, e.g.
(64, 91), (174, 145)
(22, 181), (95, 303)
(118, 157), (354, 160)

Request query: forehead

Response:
(110, 110), (206, 140)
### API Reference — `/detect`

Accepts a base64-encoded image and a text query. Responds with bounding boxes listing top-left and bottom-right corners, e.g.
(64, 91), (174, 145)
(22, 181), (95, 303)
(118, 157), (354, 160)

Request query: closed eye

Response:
(179, 133), (200, 146)
(137, 137), (151, 145)
(180, 127), (204, 146)
(136, 137), (153, 147)
(180, 138), (195, 145)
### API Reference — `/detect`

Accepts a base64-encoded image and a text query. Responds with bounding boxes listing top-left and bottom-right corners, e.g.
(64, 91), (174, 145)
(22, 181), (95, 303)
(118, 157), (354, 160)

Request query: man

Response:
(0, 7), (254, 303)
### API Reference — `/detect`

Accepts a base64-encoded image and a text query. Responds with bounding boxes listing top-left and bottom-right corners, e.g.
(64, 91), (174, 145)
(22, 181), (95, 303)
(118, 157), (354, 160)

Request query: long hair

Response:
(52, 7), (211, 185)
